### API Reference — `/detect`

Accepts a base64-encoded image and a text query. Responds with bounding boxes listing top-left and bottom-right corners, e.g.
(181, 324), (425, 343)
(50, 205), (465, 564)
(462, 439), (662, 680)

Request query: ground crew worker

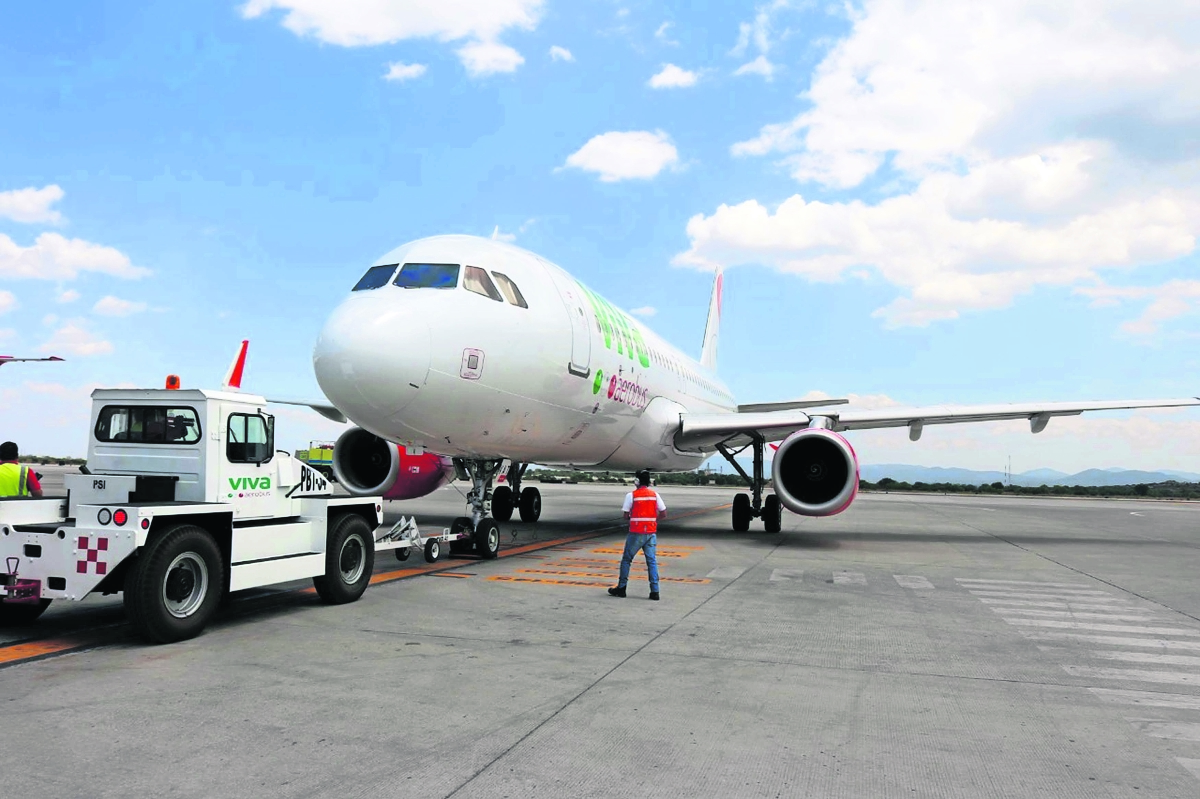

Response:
(0, 442), (43, 498)
(608, 469), (666, 600)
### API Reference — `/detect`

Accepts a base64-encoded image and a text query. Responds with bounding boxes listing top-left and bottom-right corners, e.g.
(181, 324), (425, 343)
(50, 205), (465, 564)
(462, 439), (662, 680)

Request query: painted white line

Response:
(956, 578), (1091, 588)
(969, 590), (1121, 601)
(1005, 618), (1200, 636)
(1128, 720), (1200, 741)
(705, 566), (746, 580)
(1176, 758), (1200, 781)
(1089, 688), (1200, 710)
(833, 571), (866, 586)
(1130, 512), (1144, 517)
(1093, 651), (1200, 667)
(966, 586), (1111, 596)
(1020, 632), (1200, 650)
(992, 608), (1163, 623)
(894, 575), (935, 590)
(979, 598), (1145, 612)
(769, 569), (803, 582)
(1062, 665), (1200, 685)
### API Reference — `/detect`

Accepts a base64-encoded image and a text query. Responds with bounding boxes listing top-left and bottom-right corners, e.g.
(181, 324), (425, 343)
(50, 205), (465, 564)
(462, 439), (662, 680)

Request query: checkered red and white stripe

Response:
(77, 536), (109, 575)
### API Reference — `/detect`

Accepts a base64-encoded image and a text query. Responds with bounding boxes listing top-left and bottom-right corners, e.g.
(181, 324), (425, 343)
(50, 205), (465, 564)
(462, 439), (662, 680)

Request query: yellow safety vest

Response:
(0, 463), (30, 497)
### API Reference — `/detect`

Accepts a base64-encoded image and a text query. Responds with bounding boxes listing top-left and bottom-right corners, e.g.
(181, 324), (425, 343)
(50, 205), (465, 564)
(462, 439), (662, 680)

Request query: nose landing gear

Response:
(450, 458), (538, 559)
(716, 436), (782, 533)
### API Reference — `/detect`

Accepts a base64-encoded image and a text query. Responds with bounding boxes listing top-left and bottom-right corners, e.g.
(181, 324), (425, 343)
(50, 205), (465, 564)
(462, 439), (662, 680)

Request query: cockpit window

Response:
(491, 272), (529, 308)
(394, 263), (460, 289)
(463, 266), (504, 302)
(352, 264), (398, 291)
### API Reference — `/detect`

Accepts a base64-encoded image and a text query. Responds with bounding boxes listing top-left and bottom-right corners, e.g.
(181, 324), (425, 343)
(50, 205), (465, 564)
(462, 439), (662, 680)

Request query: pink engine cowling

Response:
(331, 427), (453, 500)
(770, 428), (860, 517)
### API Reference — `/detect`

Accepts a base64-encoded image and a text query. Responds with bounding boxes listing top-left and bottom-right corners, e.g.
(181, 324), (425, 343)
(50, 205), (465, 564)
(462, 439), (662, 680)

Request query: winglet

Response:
(223, 340), (249, 390)
(700, 267), (723, 371)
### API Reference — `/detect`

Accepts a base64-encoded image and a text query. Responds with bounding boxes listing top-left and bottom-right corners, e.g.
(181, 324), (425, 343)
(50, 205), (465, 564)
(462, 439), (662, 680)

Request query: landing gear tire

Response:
(395, 546), (411, 562)
(474, 518), (500, 559)
(124, 524), (224, 644)
(0, 598), (51, 626)
(313, 514), (375, 605)
(424, 538), (442, 563)
(763, 495), (782, 533)
(449, 516), (474, 554)
(492, 485), (514, 522)
(519, 487), (542, 523)
(732, 493), (752, 532)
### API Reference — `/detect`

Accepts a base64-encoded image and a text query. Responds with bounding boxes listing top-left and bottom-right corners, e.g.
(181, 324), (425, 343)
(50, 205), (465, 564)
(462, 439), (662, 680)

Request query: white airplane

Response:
(0, 355), (63, 367)
(285, 234), (1200, 549)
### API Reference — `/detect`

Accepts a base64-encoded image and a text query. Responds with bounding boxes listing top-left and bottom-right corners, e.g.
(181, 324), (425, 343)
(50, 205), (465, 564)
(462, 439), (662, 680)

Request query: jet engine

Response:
(770, 428), (859, 517)
(331, 427), (453, 499)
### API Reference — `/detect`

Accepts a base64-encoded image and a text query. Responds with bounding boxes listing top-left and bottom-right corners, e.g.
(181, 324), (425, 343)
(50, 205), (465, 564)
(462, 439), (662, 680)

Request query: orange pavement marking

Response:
(589, 549), (690, 557)
(516, 568), (710, 584)
(489, 575), (610, 588)
(0, 634), (100, 666)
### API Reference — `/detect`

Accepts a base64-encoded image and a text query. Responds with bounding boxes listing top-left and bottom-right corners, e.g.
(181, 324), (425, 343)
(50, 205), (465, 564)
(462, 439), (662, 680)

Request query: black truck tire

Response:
(313, 514), (375, 605)
(125, 524), (225, 644)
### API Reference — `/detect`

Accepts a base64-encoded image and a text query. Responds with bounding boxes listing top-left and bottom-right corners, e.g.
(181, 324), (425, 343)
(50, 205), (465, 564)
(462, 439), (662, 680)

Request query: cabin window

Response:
(227, 413), (274, 464)
(463, 266), (504, 302)
(394, 263), (460, 289)
(352, 264), (398, 291)
(491, 271), (529, 308)
(95, 406), (202, 445)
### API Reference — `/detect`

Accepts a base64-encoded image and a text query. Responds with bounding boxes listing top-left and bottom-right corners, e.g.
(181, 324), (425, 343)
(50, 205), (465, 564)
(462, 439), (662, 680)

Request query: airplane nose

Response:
(314, 294), (431, 419)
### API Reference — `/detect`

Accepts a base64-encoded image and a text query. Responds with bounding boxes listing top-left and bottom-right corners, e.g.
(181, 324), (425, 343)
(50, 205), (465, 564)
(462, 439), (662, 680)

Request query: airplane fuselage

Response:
(315, 235), (735, 472)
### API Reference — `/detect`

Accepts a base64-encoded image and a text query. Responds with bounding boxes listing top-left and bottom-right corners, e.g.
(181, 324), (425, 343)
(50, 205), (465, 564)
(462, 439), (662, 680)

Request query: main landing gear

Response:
(716, 436), (782, 533)
(488, 461), (542, 524)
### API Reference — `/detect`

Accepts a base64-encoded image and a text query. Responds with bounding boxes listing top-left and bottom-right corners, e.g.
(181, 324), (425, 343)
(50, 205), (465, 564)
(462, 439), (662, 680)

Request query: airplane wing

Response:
(677, 397), (1200, 450)
(0, 355), (64, 366)
(267, 398), (348, 424)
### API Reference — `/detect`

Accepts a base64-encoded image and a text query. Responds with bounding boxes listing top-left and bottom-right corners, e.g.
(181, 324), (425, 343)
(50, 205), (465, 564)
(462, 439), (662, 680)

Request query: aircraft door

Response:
(547, 267), (592, 378)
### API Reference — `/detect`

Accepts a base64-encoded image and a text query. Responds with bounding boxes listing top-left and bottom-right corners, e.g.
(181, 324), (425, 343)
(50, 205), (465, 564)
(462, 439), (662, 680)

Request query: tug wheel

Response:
(313, 514), (375, 605)
(474, 518), (500, 559)
(125, 524), (224, 644)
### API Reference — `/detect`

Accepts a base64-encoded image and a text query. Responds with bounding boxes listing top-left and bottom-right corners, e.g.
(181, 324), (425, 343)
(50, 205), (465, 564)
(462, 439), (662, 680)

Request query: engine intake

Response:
(771, 428), (859, 517)
(331, 427), (400, 496)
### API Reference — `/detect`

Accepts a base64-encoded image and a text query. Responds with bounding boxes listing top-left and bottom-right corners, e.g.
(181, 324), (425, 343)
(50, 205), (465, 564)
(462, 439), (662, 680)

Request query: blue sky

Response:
(2, 1), (1199, 473)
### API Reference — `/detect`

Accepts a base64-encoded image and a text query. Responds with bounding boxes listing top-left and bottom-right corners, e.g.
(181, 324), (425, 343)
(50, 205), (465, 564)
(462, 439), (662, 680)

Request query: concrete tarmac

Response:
(4, 482), (1200, 797)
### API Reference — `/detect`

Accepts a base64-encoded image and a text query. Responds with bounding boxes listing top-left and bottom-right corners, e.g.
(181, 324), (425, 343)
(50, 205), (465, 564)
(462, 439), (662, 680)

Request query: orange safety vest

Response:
(629, 486), (659, 534)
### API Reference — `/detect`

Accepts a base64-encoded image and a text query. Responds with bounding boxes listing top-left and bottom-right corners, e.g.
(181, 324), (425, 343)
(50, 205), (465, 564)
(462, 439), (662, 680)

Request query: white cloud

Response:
(384, 61), (427, 81)
(490, 225), (515, 243)
(242, 0), (541, 75)
(563, 130), (679, 183)
(0, 185), (65, 224)
(42, 314), (58, 327)
(0, 291), (15, 315)
(56, 289), (80, 304)
(0, 232), (150, 281)
(457, 40), (524, 75)
(629, 306), (657, 318)
(730, 2), (782, 80)
(1077, 279), (1200, 336)
(648, 64), (699, 89)
(733, 55), (774, 80)
(655, 22), (679, 46)
(549, 45), (573, 62)
(93, 296), (148, 317)
(40, 321), (113, 357)
(0, 329), (14, 345)
(696, 1), (1200, 327)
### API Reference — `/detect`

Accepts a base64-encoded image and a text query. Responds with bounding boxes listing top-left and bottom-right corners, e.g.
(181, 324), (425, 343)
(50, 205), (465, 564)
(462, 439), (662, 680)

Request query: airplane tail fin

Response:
(700, 267), (723, 371)
(223, 340), (249, 390)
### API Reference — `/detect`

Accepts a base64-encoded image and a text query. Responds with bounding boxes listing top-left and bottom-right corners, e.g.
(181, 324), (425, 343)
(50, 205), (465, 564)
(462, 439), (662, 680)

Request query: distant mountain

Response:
(861, 463), (1200, 487)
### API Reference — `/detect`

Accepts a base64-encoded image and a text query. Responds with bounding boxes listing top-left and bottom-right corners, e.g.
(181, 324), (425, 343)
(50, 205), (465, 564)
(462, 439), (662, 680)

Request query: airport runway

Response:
(4, 482), (1200, 797)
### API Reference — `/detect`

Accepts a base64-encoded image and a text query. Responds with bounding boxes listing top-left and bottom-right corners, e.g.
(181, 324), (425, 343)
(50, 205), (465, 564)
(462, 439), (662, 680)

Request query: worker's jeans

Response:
(618, 533), (660, 592)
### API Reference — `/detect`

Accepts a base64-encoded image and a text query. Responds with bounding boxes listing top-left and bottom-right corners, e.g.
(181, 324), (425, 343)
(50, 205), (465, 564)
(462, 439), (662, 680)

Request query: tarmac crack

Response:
(441, 538), (784, 798)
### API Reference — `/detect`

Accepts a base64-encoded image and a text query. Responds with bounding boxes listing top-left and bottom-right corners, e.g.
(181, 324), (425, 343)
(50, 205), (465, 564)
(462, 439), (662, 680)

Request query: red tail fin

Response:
(223, 340), (249, 390)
